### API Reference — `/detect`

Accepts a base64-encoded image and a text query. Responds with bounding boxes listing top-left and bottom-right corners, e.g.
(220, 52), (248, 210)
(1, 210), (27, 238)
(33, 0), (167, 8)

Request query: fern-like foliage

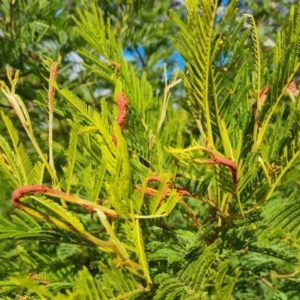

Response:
(1, 0), (300, 298)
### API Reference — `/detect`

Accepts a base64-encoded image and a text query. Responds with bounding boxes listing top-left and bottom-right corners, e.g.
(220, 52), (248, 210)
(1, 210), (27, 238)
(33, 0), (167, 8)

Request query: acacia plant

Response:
(1, 0), (300, 299)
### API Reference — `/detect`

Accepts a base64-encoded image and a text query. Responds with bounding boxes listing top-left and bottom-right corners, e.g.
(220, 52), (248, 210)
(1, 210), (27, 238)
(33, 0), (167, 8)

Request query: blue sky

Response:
(123, 0), (229, 73)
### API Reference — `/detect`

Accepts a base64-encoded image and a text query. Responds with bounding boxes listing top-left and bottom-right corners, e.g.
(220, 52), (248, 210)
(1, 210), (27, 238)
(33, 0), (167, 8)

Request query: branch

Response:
(12, 185), (118, 218)
(202, 147), (238, 184)
(134, 46), (146, 68)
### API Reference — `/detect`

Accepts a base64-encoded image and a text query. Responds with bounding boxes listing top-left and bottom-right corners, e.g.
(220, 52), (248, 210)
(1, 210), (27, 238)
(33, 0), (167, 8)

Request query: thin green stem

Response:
(258, 156), (271, 186)
(245, 150), (300, 215)
(157, 75), (181, 132)
(252, 64), (300, 151)
(1, 67), (59, 187)
(210, 64), (222, 139)
(235, 184), (244, 217)
(210, 64), (222, 215)
(96, 210), (141, 271)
